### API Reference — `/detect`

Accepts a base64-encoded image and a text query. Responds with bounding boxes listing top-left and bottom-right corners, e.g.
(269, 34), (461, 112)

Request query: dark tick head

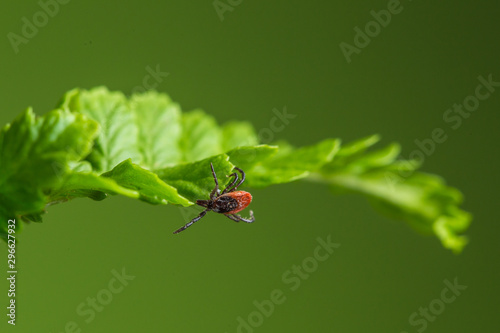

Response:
(212, 195), (239, 214)
(196, 199), (212, 209)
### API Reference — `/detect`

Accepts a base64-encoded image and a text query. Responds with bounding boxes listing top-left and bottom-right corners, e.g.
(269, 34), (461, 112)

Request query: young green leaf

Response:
(130, 91), (182, 169)
(245, 138), (341, 187)
(314, 137), (471, 253)
(180, 110), (222, 163)
(225, 145), (278, 171)
(156, 154), (234, 201)
(48, 172), (140, 203)
(0, 107), (99, 237)
(1, 87), (472, 252)
(61, 87), (142, 172)
(102, 159), (192, 206)
(221, 121), (259, 151)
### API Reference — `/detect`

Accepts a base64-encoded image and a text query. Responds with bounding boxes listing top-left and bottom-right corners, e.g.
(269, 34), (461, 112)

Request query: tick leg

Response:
(237, 210), (254, 223)
(225, 214), (241, 222)
(210, 187), (219, 200)
(227, 211), (254, 223)
(173, 210), (208, 234)
(210, 163), (220, 199)
(231, 167), (246, 192)
(222, 172), (239, 194)
(223, 167), (246, 193)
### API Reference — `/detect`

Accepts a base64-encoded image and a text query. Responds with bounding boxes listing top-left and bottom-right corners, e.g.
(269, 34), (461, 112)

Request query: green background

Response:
(1, 0), (499, 332)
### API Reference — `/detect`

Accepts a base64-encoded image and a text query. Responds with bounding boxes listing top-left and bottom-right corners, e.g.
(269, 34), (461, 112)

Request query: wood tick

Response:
(173, 163), (255, 234)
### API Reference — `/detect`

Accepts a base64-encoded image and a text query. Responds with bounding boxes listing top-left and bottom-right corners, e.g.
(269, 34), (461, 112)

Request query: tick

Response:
(173, 163), (255, 234)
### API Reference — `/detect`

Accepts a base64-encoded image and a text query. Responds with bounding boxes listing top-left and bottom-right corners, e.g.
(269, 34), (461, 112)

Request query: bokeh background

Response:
(1, 0), (499, 332)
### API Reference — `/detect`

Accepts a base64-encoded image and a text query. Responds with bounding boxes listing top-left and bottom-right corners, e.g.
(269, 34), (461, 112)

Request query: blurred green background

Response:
(1, 0), (499, 332)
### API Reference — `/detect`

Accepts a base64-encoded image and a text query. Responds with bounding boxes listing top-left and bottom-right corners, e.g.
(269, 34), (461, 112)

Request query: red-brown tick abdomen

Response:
(223, 191), (252, 214)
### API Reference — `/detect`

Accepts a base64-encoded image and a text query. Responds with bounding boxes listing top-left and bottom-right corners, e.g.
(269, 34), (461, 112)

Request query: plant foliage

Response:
(0, 87), (471, 252)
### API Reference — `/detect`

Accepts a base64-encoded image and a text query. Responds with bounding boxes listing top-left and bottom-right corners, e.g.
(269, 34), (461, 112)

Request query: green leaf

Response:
(314, 139), (471, 253)
(61, 87), (142, 172)
(49, 172), (140, 203)
(130, 91), (182, 169)
(245, 138), (341, 187)
(221, 121), (259, 151)
(226, 145), (278, 171)
(103, 159), (191, 206)
(0, 107), (98, 234)
(180, 110), (222, 163)
(156, 154), (234, 201)
(335, 134), (381, 157)
(1, 86), (472, 252)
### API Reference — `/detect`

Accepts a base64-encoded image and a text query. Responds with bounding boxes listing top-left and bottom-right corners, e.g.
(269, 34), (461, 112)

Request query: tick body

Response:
(173, 163), (255, 234)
